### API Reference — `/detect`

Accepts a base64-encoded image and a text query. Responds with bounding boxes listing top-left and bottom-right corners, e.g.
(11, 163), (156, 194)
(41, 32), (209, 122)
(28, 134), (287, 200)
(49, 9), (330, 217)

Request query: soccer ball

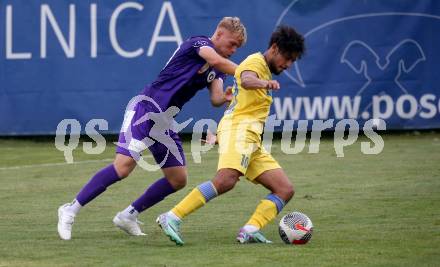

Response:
(279, 211), (313, 245)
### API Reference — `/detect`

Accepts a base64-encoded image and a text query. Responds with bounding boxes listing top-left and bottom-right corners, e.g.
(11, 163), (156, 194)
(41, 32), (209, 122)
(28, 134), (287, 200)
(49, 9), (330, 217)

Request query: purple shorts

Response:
(115, 102), (186, 169)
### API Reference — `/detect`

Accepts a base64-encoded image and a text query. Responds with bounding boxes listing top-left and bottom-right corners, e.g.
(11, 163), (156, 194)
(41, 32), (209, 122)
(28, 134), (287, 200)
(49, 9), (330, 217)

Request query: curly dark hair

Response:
(269, 25), (305, 59)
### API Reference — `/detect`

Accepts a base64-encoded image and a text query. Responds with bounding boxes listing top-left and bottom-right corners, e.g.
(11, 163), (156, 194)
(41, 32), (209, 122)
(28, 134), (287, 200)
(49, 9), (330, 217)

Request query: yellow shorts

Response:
(217, 129), (281, 181)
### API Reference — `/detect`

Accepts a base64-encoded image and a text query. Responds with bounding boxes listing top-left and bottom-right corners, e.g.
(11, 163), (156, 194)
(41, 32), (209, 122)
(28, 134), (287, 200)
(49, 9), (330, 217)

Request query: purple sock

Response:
(131, 177), (176, 213)
(76, 164), (120, 206)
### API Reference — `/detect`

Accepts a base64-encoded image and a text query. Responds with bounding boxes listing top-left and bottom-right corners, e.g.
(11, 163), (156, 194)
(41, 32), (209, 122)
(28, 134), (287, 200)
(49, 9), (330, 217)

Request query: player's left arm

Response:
(208, 78), (233, 107)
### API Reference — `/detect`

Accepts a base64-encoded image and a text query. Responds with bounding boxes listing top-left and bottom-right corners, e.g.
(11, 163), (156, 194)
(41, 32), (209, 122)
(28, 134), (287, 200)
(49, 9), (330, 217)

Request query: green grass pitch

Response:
(0, 132), (439, 266)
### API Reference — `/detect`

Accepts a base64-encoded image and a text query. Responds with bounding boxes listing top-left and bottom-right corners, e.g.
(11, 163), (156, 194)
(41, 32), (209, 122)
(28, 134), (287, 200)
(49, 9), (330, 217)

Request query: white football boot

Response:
(113, 212), (146, 236)
(57, 203), (75, 240)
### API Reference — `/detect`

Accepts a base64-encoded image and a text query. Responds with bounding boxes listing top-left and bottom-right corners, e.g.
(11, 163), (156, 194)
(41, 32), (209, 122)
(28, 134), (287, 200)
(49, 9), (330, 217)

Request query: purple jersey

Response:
(141, 36), (226, 110)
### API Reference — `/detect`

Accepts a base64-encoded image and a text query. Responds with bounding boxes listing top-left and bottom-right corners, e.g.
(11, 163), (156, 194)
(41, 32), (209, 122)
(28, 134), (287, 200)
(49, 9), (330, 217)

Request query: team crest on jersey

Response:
(193, 40), (209, 48)
(207, 70), (216, 82)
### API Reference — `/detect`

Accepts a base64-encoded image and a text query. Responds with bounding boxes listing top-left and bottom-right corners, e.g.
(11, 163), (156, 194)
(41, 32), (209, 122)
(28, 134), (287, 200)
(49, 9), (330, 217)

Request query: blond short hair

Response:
(217, 17), (247, 46)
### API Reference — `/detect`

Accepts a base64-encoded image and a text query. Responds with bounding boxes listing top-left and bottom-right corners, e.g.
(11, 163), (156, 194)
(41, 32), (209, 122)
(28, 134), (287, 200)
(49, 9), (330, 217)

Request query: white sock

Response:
(66, 199), (82, 215)
(243, 224), (259, 233)
(167, 211), (181, 221)
(120, 205), (139, 220)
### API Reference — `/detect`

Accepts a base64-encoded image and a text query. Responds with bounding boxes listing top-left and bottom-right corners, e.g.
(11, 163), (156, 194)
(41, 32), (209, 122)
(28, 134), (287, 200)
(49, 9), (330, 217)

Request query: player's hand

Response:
(266, 80), (280, 90)
(224, 86), (233, 102)
(200, 130), (218, 145)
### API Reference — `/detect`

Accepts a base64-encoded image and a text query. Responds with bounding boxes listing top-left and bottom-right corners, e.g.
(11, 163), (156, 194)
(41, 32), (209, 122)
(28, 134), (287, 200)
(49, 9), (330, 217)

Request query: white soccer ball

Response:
(279, 211), (313, 245)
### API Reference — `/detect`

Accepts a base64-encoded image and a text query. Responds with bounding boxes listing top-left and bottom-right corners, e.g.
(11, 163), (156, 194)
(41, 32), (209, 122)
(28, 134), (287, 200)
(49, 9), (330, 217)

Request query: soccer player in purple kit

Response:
(57, 17), (247, 240)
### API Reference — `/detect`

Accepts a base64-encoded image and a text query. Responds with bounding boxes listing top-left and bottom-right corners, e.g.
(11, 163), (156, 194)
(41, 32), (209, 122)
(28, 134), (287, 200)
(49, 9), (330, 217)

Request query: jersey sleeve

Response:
(214, 71), (227, 81)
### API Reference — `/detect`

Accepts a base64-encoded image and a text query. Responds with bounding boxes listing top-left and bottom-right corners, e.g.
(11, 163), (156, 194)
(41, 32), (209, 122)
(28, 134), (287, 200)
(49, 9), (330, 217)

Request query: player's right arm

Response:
(240, 71), (280, 90)
(198, 47), (237, 75)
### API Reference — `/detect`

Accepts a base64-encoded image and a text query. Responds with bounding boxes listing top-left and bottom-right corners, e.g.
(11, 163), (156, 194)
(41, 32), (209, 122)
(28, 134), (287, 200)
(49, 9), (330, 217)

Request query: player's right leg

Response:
(114, 165), (187, 237)
(57, 100), (148, 240)
(114, 127), (189, 236)
(58, 154), (136, 240)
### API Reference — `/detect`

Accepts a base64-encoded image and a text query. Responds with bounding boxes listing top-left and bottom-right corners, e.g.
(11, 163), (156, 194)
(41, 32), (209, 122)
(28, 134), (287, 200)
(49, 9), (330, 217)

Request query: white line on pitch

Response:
(0, 153), (191, 171)
(0, 158), (115, 171)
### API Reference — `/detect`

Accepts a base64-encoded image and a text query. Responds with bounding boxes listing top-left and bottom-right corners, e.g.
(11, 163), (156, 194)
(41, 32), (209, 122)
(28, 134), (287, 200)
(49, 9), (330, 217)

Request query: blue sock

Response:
(197, 181), (218, 202)
(265, 193), (286, 214)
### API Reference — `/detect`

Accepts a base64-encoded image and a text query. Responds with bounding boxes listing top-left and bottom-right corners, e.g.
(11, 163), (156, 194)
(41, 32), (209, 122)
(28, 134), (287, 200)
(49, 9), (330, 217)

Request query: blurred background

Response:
(1, 0), (439, 135)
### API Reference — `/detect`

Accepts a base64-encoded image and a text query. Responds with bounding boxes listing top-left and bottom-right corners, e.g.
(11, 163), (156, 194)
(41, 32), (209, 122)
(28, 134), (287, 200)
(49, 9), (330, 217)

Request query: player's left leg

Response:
(238, 168), (294, 243)
(57, 153), (136, 240)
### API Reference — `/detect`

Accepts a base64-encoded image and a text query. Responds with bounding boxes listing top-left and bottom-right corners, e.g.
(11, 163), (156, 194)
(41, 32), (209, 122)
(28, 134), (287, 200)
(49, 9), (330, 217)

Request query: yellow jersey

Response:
(219, 52), (273, 135)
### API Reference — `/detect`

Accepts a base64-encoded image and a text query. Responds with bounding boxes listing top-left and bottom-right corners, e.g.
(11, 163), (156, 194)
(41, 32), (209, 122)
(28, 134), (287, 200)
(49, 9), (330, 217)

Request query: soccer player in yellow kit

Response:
(157, 25), (305, 245)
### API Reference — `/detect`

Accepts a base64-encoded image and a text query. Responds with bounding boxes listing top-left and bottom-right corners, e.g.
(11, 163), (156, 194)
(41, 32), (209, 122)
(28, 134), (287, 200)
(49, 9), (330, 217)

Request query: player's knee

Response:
(285, 183), (295, 200)
(213, 179), (235, 194)
(176, 177), (187, 189)
(212, 174), (240, 194)
(113, 162), (135, 178)
(168, 174), (187, 190)
(113, 154), (136, 178)
(276, 182), (294, 202)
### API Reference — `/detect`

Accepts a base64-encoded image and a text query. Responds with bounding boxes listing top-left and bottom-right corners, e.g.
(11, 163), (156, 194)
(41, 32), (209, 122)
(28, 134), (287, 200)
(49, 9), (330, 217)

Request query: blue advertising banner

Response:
(0, 0), (439, 134)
